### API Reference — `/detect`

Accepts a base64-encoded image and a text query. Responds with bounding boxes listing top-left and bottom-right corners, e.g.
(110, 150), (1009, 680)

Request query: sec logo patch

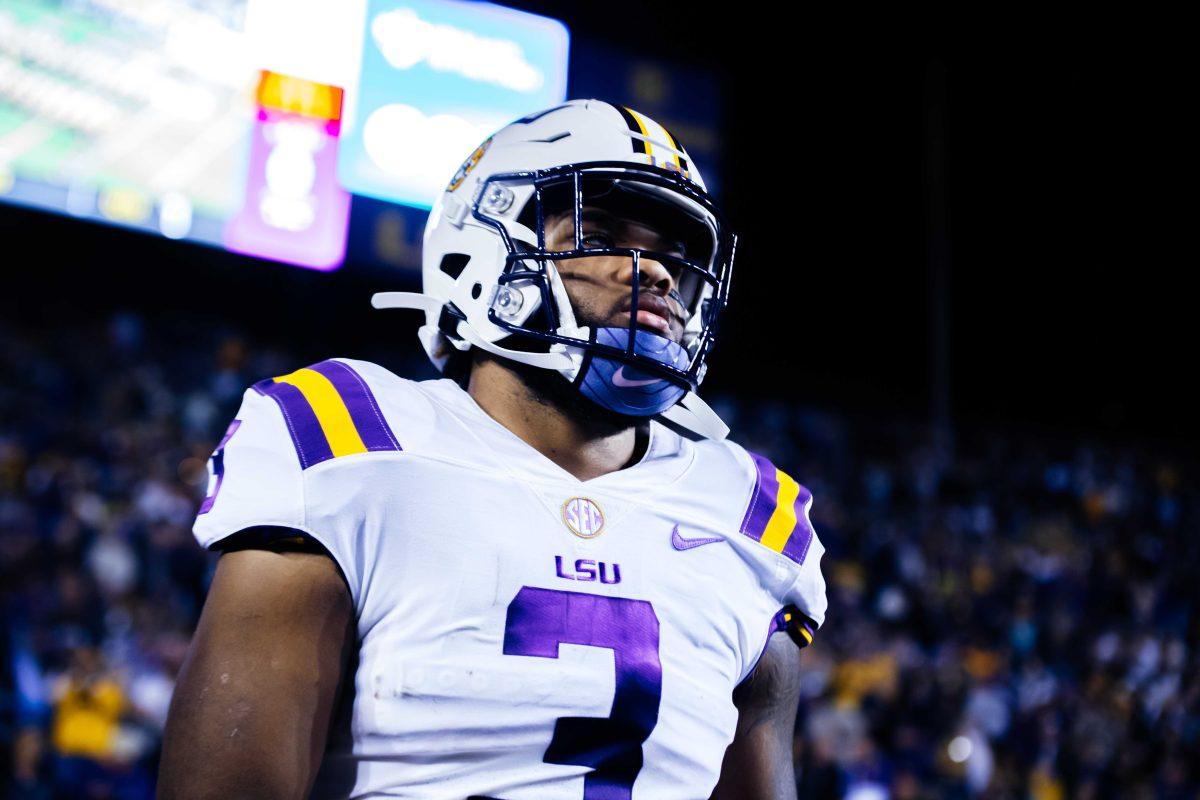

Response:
(562, 497), (605, 539)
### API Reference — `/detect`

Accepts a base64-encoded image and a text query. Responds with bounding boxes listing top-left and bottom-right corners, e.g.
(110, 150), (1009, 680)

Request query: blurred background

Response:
(0, 2), (1193, 798)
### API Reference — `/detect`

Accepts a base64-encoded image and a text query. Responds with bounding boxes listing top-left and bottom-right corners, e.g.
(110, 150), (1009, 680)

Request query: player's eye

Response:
(581, 232), (614, 250)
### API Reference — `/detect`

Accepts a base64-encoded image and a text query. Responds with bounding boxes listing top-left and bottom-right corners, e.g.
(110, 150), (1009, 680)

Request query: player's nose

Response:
(616, 254), (674, 298)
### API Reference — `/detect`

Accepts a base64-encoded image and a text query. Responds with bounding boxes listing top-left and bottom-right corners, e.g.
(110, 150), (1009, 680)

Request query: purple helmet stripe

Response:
(252, 378), (334, 469)
(739, 451), (780, 542)
(308, 359), (401, 453)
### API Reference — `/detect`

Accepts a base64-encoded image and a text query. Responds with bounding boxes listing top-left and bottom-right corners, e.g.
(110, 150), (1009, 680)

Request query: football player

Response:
(158, 100), (827, 799)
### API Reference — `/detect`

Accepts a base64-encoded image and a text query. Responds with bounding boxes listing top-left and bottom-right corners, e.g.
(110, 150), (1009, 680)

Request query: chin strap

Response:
(371, 292), (577, 371)
(658, 391), (730, 440)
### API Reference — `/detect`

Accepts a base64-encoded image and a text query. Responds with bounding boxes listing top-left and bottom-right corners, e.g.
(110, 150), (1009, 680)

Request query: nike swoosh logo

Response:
(611, 366), (660, 388)
(671, 525), (723, 551)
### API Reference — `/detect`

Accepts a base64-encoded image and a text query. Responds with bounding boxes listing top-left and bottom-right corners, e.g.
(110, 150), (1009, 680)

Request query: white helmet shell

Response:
(372, 99), (734, 439)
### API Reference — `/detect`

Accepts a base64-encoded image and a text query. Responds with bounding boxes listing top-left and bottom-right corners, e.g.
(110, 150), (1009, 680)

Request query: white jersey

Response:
(193, 358), (828, 800)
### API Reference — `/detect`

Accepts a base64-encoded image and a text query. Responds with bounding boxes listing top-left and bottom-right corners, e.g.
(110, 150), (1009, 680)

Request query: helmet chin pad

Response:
(577, 327), (690, 416)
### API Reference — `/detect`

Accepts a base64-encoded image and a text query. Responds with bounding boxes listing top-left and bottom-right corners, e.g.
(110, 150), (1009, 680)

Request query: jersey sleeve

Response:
(736, 450), (828, 649)
(192, 385), (367, 604)
(193, 388), (306, 547)
(192, 360), (411, 610)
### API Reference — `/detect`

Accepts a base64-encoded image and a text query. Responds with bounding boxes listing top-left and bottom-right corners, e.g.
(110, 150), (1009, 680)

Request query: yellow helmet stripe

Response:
(613, 104), (649, 155)
(660, 126), (688, 172)
(622, 107), (656, 161)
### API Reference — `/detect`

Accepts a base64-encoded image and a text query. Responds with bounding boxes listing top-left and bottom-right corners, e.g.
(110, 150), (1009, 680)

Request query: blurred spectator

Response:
(51, 646), (124, 760)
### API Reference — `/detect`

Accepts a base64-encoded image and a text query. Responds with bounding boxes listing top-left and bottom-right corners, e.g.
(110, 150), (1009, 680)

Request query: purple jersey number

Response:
(197, 419), (241, 515)
(503, 587), (662, 800)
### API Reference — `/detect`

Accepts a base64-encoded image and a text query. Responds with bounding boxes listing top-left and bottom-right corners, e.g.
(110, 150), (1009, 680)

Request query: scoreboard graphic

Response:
(336, 0), (569, 209)
(0, 0), (568, 271)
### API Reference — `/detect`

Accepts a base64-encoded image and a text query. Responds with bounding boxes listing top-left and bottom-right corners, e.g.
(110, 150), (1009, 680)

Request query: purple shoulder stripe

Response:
(739, 451), (780, 542)
(250, 360), (401, 470)
(253, 378), (335, 469)
(309, 359), (401, 453)
(738, 450), (817, 567)
(781, 485), (816, 566)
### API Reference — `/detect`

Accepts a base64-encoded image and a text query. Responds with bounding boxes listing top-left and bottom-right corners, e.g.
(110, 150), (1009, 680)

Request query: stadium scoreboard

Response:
(0, 0), (568, 271)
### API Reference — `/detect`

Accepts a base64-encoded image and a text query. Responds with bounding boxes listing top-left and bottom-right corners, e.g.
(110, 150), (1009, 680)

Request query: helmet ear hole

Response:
(439, 253), (470, 279)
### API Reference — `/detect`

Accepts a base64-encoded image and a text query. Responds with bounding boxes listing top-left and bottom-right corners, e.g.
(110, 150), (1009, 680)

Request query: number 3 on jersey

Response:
(503, 587), (662, 800)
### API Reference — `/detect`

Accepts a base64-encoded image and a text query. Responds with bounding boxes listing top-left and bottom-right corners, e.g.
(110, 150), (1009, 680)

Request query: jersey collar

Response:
(420, 378), (695, 493)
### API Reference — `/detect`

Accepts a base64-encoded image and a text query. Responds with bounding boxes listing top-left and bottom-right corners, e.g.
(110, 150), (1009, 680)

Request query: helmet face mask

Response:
(521, 173), (716, 316)
(473, 161), (735, 394)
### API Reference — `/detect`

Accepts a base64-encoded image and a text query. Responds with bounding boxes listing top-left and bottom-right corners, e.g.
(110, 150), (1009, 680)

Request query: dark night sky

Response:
(3, 9), (1191, 446)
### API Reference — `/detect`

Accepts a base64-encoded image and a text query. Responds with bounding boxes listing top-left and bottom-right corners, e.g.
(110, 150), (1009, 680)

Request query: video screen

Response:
(0, 0), (569, 271)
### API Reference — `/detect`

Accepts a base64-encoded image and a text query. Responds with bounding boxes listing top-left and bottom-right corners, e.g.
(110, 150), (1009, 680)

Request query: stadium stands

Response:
(1, 311), (1195, 798)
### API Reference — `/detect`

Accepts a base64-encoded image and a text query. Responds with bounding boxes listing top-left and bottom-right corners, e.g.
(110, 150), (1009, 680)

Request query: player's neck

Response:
(466, 357), (649, 482)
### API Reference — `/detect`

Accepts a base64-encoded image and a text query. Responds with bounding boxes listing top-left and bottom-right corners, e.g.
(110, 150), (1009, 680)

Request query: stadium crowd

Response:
(0, 311), (1196, 799)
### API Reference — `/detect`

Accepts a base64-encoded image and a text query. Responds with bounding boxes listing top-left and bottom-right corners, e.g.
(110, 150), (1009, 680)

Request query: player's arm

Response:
(709, 635), (803, 800)
(157, 539), (355, 800)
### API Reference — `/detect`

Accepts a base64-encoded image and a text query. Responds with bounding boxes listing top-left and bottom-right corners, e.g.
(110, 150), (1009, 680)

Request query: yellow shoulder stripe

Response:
(274, 368), (368, 457)
(759, 469), (801, 553)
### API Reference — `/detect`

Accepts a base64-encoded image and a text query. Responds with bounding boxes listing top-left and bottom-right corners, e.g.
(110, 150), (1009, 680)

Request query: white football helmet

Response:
(372, 99), (736, 439)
